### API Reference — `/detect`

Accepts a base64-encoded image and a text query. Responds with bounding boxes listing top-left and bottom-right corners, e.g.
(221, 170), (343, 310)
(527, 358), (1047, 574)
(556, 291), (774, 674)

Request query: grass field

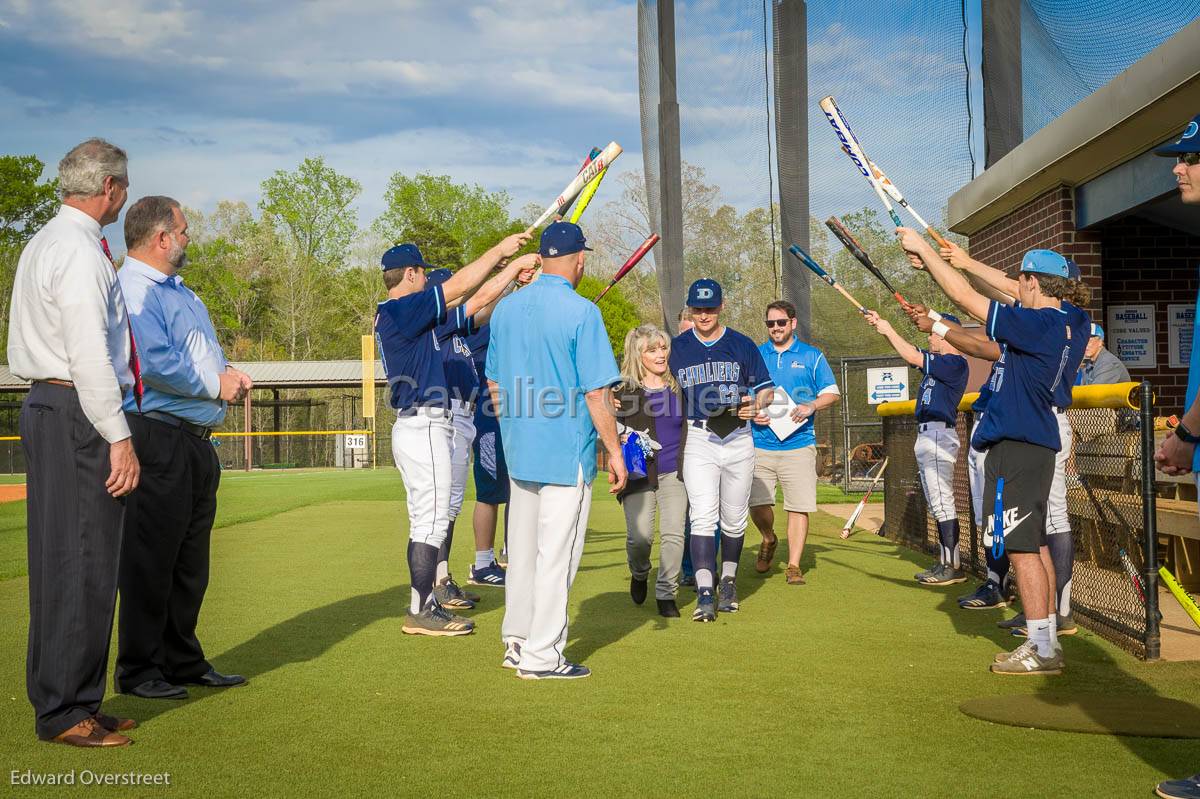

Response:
(1, 469), (1197, 798)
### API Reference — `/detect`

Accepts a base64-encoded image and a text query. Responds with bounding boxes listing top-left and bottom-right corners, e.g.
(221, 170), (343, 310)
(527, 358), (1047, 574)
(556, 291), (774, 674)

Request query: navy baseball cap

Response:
(1020, 249), (1070, 278)
(1066, 258), (1081, 280)
(539, 222), (592, 258)
(686, 278), (722, 308)
(1154, 114), (1200, 155)
(941, 313), (960, 325)
(425, 268), (453, 286)
(381, 243), (434, 272)
(1091, 323), (1105, 339)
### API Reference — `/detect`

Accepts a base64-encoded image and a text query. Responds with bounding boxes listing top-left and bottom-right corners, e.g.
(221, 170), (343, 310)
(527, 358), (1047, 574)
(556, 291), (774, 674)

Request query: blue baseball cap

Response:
(381, 243), (434, 272)
(1020, 249), (1070, 278)
(539, 221), (592, 258)
(1066, 258), (1081, 280)
(1091, 323), (1105, 339)
(941, 313), (960, 325)
(425, 268), (453, 286)
(686, 278), (722, 308)
(1154, 114), (1200, 155)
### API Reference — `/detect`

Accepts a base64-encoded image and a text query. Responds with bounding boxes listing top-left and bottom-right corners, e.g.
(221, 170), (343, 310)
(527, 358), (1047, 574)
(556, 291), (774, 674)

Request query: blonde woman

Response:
(614, 325), (689, 617)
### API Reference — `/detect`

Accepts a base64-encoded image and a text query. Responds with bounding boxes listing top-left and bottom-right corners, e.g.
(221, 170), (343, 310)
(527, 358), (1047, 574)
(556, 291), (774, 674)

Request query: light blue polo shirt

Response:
(485, 274), (620, 486)
(752, 336), (838, 451)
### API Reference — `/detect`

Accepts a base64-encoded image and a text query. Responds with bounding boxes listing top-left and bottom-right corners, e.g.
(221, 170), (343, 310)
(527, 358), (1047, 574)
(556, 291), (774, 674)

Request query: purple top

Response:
(644, 387), (683, 475)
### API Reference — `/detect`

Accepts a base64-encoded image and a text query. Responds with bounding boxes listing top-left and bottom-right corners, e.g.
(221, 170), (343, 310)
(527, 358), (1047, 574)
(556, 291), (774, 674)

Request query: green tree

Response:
(577, 275), (641, 360)
(0, 155), (58, 247)
(374, 173), (515, 266)
(260, 157), (361, 267)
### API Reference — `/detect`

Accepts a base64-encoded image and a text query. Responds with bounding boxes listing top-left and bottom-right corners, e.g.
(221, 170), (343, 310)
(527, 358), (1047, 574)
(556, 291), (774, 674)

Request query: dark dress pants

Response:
(115, 413), (220, 690)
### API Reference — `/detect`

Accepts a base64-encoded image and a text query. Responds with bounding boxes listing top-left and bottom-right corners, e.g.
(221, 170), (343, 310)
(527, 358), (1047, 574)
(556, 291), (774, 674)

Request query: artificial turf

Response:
(1, 468), (1197, 798)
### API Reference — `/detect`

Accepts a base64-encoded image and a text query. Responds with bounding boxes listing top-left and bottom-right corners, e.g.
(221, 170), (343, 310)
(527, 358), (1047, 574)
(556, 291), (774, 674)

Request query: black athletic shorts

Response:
(981, 439), (1055, 554)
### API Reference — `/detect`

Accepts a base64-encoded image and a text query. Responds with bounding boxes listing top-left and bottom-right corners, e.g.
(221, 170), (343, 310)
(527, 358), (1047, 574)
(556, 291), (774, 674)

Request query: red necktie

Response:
(100, 236), (143, 410)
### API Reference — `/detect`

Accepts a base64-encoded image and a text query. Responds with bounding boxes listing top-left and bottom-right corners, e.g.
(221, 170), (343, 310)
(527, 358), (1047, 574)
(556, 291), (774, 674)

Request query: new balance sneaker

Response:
(1156, 774), (1200, 799)
(693, 589), (717, 622)
(921, 565), (968, 586)
(433, 577), (476, 610)
(994, 640), (1036, 664)
(502, 641), (522, 670)
(990, 644), (1064, 676)
(517, 662), (591, 680)
(468, 561), (506, 588)
(958, 581), (1007, 610)
(717, 577), (739, 613)
(402, 602), (475, 637)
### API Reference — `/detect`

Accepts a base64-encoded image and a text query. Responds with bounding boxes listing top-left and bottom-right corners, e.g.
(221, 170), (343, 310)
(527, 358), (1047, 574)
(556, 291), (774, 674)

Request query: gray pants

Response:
(622, 471), (688, 600)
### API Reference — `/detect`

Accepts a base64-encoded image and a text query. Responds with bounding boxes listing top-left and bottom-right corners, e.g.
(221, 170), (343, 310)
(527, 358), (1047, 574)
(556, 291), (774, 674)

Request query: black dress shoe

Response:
(127, 679), (188, 700)
(657, 598), (680, 618)
(181, 669), (247, 688)
(630, 576), (648, 605)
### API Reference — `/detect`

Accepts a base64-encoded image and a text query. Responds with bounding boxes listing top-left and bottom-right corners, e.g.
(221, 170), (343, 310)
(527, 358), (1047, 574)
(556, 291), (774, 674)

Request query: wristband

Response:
(932, 321), (950, 338)
(926, 309), (942, 322)
(1176, 420), (1200, 444)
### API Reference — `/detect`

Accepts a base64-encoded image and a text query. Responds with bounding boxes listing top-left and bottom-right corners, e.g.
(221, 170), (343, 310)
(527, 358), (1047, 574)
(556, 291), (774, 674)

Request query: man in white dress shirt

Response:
(9, 138), (142, 748)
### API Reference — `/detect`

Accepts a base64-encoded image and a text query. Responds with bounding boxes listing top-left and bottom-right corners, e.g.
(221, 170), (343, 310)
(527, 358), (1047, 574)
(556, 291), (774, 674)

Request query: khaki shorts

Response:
(750, 446), (817, 512)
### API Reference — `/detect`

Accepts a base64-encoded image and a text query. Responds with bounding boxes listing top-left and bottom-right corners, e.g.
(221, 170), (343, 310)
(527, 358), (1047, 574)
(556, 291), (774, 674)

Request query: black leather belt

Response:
(141, 410), (213, 440)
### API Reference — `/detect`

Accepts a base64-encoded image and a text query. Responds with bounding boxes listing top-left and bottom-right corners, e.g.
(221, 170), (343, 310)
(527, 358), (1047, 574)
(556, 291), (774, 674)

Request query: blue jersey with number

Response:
(971, 301), (1076, 451)
(916, 350), (968, 425)
(434, 312), (479, 403)
(972, 365), (993, 414)
(465, 324), (490, 382)
(1054, 302), (1091, 408)
(669, 327), (773, 420)
(375, 284), (459, 411)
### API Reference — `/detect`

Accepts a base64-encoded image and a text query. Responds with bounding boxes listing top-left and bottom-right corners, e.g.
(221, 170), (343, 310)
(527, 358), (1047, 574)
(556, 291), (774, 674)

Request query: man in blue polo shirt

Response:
(485, 221), (625, 680)
(749, 300), (840, 585)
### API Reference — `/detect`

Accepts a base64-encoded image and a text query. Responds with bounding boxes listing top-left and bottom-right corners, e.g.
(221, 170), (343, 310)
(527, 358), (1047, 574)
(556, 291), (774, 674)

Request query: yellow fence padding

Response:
(876, 381), (1146, 417)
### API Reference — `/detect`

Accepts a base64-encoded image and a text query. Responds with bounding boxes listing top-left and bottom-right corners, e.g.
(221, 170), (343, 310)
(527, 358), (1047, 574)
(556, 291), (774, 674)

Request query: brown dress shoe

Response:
(95, 712), (137, 732)
(785, 565), (806, 585)
(51, 717), (131, 748)
(755, 534), (778, 574)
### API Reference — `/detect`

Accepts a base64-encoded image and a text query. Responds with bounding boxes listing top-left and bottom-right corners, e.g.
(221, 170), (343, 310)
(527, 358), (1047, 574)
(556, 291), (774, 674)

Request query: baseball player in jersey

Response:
(669, 279), (774, 622)
(902, 232), (1086, 675)
(466, 323), (510, 587)
(376, 237), (536, 637)
(865, 308), (969, 585)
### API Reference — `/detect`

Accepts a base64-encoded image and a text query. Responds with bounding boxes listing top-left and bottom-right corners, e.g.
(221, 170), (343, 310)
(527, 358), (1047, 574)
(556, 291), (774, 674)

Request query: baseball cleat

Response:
(502, 640), (522, 670)
(1011, 614), (1078, 638)
(997, 612), (1026, 630)
(468, 561), (506, 587)
(958, 580), (1007, 610)
(717, 577), (739, 613)
(1056, 614), (1078, 636)
(990, 644), (1063, 676)
(517, 662), (591, 680)
(402, 602), (475, 637)
(433, 577), (476, 610)
(920, 565), (968, 586)
(693, 589), (717, 622)
(914, 564), (941, 582)
(1155, 775), (1200, 799)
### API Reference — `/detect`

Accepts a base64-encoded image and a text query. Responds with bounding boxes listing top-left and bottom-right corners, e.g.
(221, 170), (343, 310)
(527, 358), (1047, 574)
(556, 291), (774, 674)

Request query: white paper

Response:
(766, 386), (803, 442)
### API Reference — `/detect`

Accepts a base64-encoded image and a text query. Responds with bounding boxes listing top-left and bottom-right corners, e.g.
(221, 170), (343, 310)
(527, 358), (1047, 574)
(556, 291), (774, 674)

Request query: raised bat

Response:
(825, 215), (909, 307)
(569, 165), (609, 224)
(840, 458), (888, 539)
(788, 244), (867, 314)
(557, 147), (602, 219)
(595, 234), (660, 303)
(528, 141), (622, 233)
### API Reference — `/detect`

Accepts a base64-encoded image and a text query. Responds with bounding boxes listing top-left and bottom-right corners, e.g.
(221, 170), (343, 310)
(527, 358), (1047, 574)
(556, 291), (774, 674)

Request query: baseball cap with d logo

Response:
(687, 278), (722, 308)
(1154, 113), (1200, 156)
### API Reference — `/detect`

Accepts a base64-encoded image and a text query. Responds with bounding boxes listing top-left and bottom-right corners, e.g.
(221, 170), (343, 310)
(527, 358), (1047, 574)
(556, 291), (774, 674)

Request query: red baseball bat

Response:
(595, 234), (660, 302)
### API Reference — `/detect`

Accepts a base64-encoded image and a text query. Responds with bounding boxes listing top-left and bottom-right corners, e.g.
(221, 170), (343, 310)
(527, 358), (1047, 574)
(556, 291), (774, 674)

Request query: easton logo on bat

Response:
(823, 110), (869, 177)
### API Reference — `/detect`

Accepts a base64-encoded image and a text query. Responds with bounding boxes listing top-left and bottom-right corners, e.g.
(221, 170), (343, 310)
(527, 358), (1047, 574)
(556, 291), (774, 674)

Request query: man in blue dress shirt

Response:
(114, 196), (252, 700)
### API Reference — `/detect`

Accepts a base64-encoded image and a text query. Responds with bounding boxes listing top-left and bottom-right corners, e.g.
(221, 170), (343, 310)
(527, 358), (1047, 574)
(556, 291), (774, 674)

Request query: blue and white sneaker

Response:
(468, 561), (506, 588)
(1157, 774), (1200, 799)
(502, 641), (522, 670)
(958, 580), (1007, 610)
(693, 589), (717, 622)
(516, 661), (591, 680)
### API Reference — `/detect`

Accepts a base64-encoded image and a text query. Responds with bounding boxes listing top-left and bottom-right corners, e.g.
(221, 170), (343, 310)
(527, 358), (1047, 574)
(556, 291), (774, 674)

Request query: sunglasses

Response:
(765, 319), (790, 328)
(1180, 153), (1200, 166)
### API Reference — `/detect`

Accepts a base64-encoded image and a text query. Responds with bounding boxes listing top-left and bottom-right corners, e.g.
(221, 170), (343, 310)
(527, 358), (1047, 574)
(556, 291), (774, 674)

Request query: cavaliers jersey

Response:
(669, 327), (773, 420)
(915, 350), (968, 425)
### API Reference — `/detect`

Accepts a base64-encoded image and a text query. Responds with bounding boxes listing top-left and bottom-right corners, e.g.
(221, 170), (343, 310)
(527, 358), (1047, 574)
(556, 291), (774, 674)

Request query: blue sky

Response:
(0, 0), (982, 251)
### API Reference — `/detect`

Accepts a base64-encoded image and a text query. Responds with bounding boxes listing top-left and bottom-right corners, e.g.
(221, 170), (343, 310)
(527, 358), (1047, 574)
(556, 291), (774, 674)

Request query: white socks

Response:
(1028, 618), (1055, 658)
(474, 549), (495, 571)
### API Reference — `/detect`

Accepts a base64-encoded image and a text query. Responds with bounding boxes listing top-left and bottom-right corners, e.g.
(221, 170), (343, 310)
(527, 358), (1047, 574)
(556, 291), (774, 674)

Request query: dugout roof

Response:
(0, 360), (386, 393)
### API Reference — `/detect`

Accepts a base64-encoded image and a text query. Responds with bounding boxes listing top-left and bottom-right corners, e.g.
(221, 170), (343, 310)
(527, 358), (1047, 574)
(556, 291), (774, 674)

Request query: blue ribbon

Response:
(992, 476), (1005, 559)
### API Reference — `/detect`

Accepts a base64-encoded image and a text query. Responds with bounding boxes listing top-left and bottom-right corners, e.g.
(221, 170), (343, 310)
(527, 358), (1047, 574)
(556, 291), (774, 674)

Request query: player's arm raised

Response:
(897, 227), (990, 323)
(908, 304), (1001, 361)
(463, 254), (539, 322)
(442, 232), (532, 307)
(941, 240), (1018, 305)
(864, 310), (922, 367)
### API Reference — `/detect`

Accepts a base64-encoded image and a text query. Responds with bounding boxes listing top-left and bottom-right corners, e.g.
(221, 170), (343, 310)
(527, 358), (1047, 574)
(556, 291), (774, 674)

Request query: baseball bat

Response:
(528, 141), (622, 233)
(1160, 566), (1200, 629)
(1117, 548), (1148, 604)
(595, 234), (660, 303)
(825, 215), (909, 306)
(840, 458), (888, 539)
(788, 244), (867, 314)
(557, 147), (602, 219)
(569, 166), (609, 224)
(819, 96), (950, 248)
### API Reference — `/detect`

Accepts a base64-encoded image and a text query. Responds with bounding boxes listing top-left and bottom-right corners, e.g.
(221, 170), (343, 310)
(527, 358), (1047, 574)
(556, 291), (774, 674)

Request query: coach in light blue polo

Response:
(485, 221), (622, 680)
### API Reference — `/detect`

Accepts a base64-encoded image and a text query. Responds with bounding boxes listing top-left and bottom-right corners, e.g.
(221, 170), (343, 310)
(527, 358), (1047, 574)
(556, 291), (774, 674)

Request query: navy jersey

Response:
(465, 324), (490, 383)
(375, 284), (458, 411)
(434, 312), (479, 403)
(1054, 301), (1091, 408)
(669, 327), (773, 420)
(915, 350), (968, 425)
(971, 365), (993, 414)
(971, 301), (1076, 451)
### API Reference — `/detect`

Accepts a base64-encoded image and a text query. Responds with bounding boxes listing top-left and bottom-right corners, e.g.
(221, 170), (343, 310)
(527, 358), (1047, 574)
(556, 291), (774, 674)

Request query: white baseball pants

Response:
(915, 422), (960, 523)
(391, 407), (452, 547)
(502, 469), (592, 673)
(968, 417), (987, 528)
(681, 425), (755, 539)
(1046, 410), (1073, 537)
(448, 400), (477, 521)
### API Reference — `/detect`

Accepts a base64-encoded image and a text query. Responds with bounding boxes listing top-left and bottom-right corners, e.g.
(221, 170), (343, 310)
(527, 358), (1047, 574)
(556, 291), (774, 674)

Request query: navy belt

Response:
(918, 421), (949, 433)
(141, 411), (213, 440)
(396, 402), (451, 418)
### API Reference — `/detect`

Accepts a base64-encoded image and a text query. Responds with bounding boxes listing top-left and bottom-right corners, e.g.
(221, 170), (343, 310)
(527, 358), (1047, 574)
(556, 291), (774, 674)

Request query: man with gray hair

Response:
(9, 138), (141, 747)
(114, 196), (252, 700)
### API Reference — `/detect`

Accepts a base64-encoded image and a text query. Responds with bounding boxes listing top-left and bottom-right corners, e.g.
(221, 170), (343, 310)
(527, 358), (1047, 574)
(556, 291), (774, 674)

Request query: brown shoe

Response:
(785, 565), (805, 585)
(95, 712), (137, 732)
(755, 534), (778, 574)
(51, 717), (131, 748)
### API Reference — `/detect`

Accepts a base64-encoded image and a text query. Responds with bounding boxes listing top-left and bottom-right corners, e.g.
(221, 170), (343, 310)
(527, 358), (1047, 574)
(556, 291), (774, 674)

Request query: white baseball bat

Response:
(840, 458), (889, 539)
(527, 141), (622, 233)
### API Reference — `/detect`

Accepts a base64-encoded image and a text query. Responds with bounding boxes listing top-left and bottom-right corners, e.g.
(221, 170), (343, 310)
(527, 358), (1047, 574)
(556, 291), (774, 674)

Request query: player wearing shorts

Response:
(865, 308), (968, 585)
(376, 237), (536, 637)
(466, 323), (510, 587)
(670, 279), (774, 622)
(902, 231), (1086, 675)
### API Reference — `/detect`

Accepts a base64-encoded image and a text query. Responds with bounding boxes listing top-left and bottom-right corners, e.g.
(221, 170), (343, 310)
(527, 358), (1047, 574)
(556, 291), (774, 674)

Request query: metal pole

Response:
(842, 358), (851, 495)
(243, 391), (252, 473)
(656, 0), (685, 333)
(1139, 380), (1160, 660)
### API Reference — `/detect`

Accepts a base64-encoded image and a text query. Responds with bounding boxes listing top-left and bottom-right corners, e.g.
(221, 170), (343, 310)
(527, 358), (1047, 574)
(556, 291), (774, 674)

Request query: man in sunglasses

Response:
(1152, 114), (1200, 799)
